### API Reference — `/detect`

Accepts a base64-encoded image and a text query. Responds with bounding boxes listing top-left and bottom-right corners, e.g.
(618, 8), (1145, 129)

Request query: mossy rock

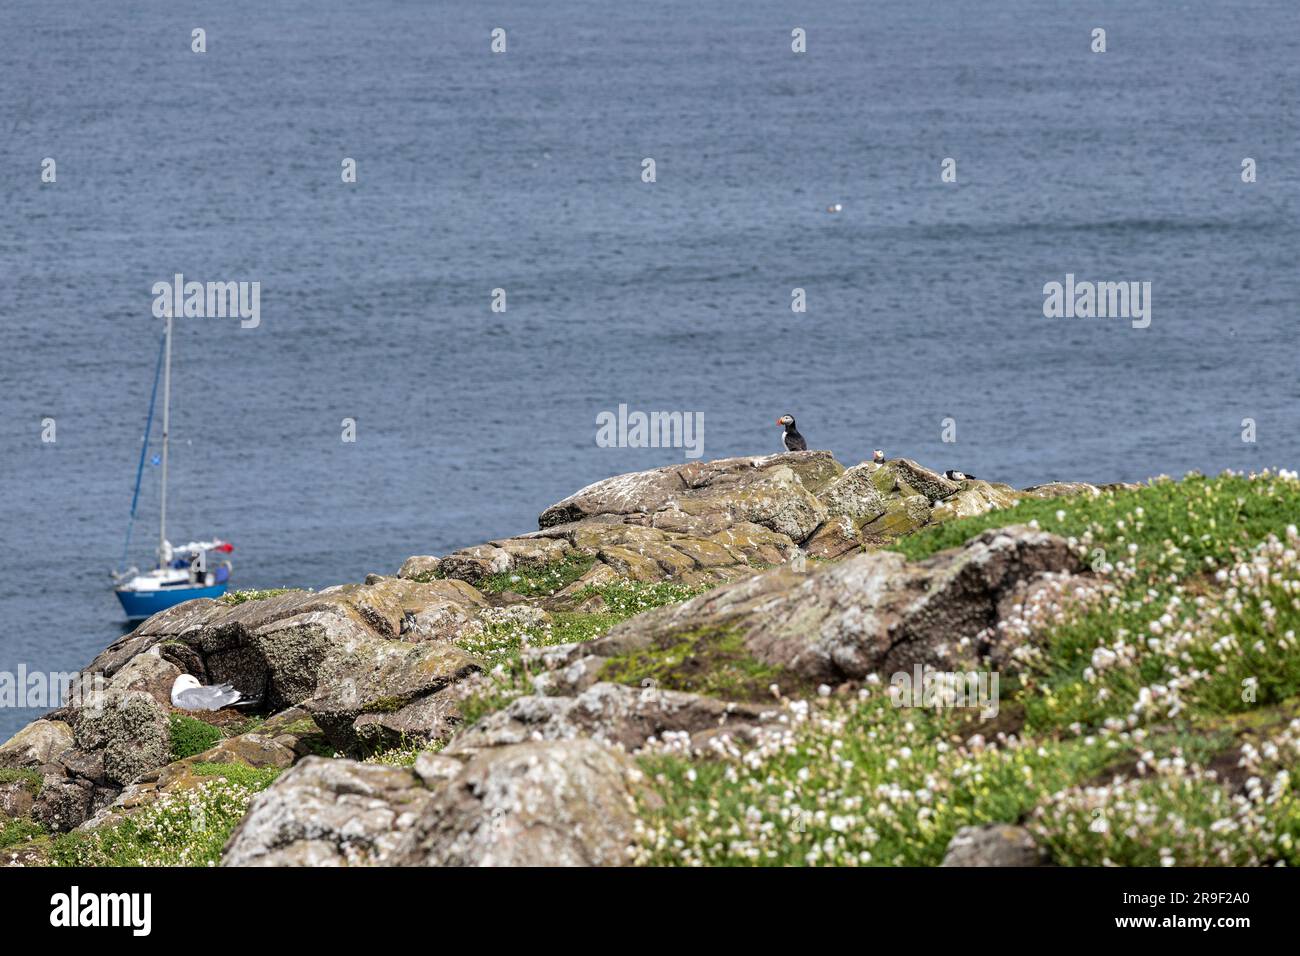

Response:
(599, 623), (796, 701)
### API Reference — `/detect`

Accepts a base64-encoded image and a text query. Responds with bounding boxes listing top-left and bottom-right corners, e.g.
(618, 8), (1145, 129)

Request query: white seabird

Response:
(170, 674), (241, 711)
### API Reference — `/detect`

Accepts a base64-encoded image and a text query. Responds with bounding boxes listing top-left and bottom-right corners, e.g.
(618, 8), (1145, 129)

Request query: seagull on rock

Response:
(170, 674), (242, 711)
(776, 414), (807, 452)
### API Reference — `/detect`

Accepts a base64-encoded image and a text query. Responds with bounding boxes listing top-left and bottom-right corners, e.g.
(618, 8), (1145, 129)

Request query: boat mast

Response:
(159, 307), (172, 566)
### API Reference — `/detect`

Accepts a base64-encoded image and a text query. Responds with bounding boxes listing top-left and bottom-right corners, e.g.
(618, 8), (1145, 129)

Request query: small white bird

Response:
(170, 674), (241, 711)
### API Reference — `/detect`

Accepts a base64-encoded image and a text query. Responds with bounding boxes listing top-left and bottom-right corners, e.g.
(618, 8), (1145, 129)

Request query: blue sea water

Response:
(2, 0), (1298, 739)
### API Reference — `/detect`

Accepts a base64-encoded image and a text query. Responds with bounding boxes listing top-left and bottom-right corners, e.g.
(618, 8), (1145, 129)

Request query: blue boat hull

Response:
(115, 582), (228, 621)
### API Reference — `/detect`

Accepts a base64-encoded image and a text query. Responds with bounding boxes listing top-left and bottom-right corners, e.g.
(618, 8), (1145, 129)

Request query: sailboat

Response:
(112, 308), (233, 621)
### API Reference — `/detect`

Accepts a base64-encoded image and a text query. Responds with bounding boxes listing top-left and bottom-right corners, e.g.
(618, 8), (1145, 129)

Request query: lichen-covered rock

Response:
(303, 638), (482, 752)
(222, 757), (434, 866)
(0, 777), (38, 818)
(802, 515), (863, 560)
(0, 719), (74, 769)
(448, 682), (776, 754)
(31, 778), (93, 832)
(860, 494), (932, 544)
(84, 582), (457, 691)
(890, 458), (961, 502)
(244, 611), (368, 709)
(940, 824), (1047, 866)
(437, 544), (512, 584)
(1021, 481), (1101, 500)
(378, 578), (488, 641)
(412, 752), (463, 787)
(85, 730), (301, 830)
(256, 707), (332, 758)
(391, 739), (652, 867)
(564, 525), (1084, 691)
(820, 463), (890, 524)
(71, 690), (170, 788)
(492, 536), (572, 567)
(538, 451), (840, 541)
(100, 651), (181, 709)
(930, 480), (1021, 523)
(397, 555), (441, 580)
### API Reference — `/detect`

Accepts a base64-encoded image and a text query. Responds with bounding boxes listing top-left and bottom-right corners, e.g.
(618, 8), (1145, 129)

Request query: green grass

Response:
(634, 692), (1122, 866)
(0, 817), (46, 851)
(632, 470), (1300, 866)
(452, 578), (714, 731)
(50, 774), (276, 867)
(190, 762), (283, 790)
(168, 713), (224, 761)
(889, 471), (1298, 565)
(577, 579), (709, 616)
(479, 552), (597, 597)
(601, 623), (792, 701)
(0, 767), (43, 796)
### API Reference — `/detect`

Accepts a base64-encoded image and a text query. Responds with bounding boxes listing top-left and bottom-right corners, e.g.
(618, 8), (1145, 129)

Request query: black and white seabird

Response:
(872, 449), (885, 463)
(944, 469), (977, 482)
(776, 415), (807, 452)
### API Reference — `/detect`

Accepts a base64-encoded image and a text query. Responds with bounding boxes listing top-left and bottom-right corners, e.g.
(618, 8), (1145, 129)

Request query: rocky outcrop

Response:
(531, 526), (1085, 696)
(940, 824), (1048, 866)
(447, 681), (777, 755)
(79, 583), (489, 755)
(70, 689), (170, 788)
(389, 739), (651, 867)
(420, 452), (1086, 597)
(397, 555), (442, 581)
(23, 680), (172, 831)
(0, 719), (73, 770)
(19, 582), (493, 830)
(302, 639), (480, 752)
(224, 738), (652, 867)
(0, 450), (1110, 859)
(222, 757), (434, 866)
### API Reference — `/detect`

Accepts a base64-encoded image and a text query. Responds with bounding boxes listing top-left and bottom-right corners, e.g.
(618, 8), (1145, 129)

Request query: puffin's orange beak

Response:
(775, 418), (782, 425)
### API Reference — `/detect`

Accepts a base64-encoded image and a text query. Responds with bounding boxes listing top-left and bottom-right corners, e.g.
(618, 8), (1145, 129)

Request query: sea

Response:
(2, 0), (1298, 738)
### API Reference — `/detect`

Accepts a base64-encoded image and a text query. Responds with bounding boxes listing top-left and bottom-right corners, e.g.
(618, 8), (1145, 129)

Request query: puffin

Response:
(872, 449), (885, 463)
(776, 415), (807, 452)
(944, 469), (977, 481)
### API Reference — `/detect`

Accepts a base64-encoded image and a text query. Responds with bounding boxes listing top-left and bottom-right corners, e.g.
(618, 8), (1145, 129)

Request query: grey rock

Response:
(72, 690), (170, 788)
(0, 720), (74, 769)
(448, 682), (776, 754)
(940, 824), (1048, 867)
(578, 525), (1084, 687)
(31, 778), (93, 833)
(222, 757), (433, 866)
(397, 555), (442, 580)
(391, 739), (652, 867)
